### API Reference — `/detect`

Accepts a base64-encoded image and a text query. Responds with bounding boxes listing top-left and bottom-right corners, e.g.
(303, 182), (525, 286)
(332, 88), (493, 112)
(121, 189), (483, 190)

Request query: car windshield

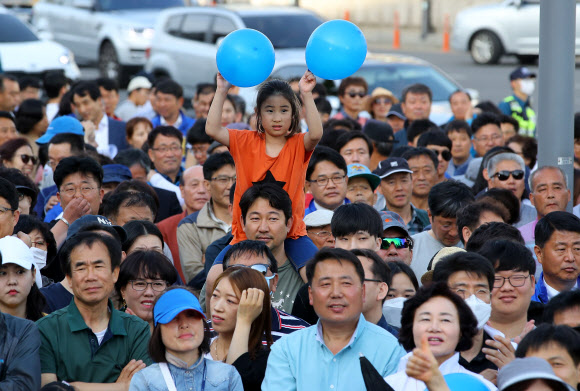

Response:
(98, 0), (183, 11)
(241, 14), (323, 49)
(353, 63), (459, 101)
(0, 15), (38, 43)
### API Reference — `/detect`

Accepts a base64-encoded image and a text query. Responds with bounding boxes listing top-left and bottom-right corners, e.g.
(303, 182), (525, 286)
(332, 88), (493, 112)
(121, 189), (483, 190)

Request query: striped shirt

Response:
(270, 307), (310, 342)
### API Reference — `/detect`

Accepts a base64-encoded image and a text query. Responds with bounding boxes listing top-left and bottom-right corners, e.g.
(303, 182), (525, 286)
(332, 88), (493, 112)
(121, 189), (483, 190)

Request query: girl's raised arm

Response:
(206, 72), (232, 147)
(301, 70), (323, 151)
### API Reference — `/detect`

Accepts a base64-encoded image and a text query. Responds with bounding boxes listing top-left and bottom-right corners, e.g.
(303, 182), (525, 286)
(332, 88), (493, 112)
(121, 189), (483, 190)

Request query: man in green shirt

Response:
(37, 232), (151, 390)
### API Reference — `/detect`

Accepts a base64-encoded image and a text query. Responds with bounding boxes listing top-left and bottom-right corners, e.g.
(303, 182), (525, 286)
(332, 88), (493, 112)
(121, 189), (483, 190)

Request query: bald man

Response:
(157, 165), (209, 281)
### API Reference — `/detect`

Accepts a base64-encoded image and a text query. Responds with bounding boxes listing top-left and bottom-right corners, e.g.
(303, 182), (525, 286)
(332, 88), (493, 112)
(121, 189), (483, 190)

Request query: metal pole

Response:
(537, 0), (576, 210)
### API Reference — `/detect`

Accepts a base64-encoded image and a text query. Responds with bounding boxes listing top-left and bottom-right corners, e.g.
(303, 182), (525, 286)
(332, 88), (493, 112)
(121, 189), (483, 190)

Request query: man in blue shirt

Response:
(150, 79), (195, 136)
(262, 247), (405, 390)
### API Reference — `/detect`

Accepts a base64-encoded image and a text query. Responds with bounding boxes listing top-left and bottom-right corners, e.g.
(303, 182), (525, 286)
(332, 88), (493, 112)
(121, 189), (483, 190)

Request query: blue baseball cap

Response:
(36, 116), (84, 145)
(103, 164), (132, 184)
(154, 288), (206, 326)
(347, 164), (380, 191)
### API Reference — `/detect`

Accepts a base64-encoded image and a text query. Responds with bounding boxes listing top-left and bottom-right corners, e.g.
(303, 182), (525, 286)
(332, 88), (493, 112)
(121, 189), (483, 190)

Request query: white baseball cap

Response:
(127, 76), (152, 93)
(0, 236), (43, 287)
(304, 210), (334, 228)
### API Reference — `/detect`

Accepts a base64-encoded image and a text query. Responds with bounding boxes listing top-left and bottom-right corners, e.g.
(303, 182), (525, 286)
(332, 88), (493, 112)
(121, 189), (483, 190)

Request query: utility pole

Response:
(537, 0), (576, 210)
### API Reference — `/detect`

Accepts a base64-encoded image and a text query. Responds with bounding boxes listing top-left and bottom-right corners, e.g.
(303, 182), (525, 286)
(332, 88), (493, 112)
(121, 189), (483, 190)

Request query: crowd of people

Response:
(0, 64), (579, 391)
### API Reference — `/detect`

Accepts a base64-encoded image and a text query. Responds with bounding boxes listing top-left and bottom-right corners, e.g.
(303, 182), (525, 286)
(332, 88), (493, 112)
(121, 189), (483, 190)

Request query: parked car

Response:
(0, 8), (80, 80)
(145, 5), (324, 99)
(238, 52), (479, 126)
(31, 0), (185, 85)
(452, 0), (580, 65)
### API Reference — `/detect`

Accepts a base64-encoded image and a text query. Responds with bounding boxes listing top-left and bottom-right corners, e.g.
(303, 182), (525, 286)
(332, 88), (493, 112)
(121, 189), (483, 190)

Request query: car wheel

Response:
(99, 42), (120, 80)
(470, 31), (503, 65)
(516, 55), (538, 65)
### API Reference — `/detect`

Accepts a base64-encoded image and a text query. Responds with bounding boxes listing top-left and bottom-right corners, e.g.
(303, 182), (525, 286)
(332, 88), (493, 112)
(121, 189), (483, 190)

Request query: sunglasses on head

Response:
(20, 154), (37, 165)
(381, 237), (410, 250)
(492, 170), (524, 181)
(347, 91), (366, 98)
(429, 149), (452, 162)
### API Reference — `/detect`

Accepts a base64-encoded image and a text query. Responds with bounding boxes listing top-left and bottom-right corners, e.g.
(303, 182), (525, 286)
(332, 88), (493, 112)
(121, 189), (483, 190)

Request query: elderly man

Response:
(262, 248), (405, 390)
(520, 166), (570, 252)
(533, 212), (580, 304)
(157, 165), (209, 280)
(483, 152), (537, 228)
(177, 153), (234, 283)
(37, 232), (150, 389)
(304, 210), (334, 249)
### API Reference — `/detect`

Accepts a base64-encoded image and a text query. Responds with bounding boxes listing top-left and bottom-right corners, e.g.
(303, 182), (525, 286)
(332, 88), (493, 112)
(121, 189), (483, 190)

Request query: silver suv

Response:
(452, 0), (580, 65)
(145, 6), (323, 99)
(32, 0), (184, 84)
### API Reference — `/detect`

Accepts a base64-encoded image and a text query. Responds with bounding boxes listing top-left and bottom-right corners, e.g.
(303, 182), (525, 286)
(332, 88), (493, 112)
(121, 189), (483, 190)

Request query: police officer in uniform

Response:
(499, 66), (537, 138)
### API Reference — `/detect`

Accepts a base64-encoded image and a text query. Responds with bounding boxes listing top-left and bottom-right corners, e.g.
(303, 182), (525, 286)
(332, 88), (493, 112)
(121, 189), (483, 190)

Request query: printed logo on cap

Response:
(351, 164), (365, 172)
(97, 217), (112, 226)
(391, 161), (398, 167)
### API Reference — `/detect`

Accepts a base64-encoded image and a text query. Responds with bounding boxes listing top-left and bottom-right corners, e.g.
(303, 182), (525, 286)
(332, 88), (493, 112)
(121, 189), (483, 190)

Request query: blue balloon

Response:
(306, 20), (367, 80)
(216, 29), (275, 88)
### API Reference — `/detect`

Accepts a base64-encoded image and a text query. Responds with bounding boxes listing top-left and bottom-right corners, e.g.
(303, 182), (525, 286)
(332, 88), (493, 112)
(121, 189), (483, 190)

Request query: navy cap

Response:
(373, 157), (412, 179)
(102, 164), (132, 184)
(66, 214), (127, 242)
(363, 119), (394, 143)
(36, 116), (84, 145)
(154, 288), (206, 326)
(509, 66), (536, 81)
(386, 103), (406, 120)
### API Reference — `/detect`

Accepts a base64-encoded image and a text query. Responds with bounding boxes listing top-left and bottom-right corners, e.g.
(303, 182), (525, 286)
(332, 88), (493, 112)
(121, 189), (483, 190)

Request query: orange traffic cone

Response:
(442, 14), (450, 52)
(393, 11), (400, 50)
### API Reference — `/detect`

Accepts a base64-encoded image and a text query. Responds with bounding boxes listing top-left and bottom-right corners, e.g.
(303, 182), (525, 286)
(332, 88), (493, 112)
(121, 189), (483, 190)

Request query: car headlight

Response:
(59, 50), (73, 65)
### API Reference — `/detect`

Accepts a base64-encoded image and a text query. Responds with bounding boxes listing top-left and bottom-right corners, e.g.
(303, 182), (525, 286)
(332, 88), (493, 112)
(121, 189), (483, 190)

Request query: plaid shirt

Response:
(382, 204), (429, 236)
(406, 204), (430, 235)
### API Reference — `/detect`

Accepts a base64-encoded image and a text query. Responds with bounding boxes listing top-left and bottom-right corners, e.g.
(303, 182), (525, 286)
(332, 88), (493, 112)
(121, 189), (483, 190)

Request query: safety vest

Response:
(503, 95), (536, 137)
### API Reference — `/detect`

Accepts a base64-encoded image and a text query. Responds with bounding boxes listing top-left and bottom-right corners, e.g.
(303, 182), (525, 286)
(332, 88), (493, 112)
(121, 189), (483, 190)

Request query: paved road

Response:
(383, 49), (580, 112)
(79, 48), (580, 112)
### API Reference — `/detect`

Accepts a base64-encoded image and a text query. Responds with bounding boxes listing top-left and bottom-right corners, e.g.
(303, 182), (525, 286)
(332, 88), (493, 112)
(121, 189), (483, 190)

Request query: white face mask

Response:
(30, 247), (47, 270)
(382, 297), (407, 329)
(464, 294), (492, 330)
(519, 79), (535, 96)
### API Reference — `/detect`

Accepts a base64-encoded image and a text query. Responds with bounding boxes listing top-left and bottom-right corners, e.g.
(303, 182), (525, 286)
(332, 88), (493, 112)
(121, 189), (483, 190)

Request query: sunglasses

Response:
(492, 170), (524, 181)
(429, 149), (452, 162)
(373, 98), (392, 105)
(20, 154), (37, 165)
(381, 237), (410, 250)
(347, 91), (366, 98)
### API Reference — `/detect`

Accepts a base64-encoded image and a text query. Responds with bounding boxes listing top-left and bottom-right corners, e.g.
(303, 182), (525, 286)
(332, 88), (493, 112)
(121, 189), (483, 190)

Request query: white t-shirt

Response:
(95, 328), (107, 345)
